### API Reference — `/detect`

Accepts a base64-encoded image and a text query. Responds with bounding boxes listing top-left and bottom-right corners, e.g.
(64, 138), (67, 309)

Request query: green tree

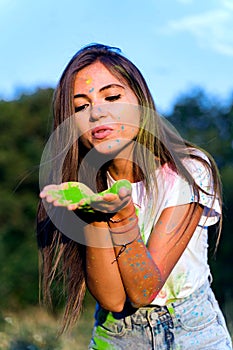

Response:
(0, 88), (53, 308)
(166, 87), (233, 305)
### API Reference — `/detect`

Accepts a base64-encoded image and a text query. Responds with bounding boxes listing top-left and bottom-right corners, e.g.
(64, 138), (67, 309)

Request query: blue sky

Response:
(0, 0), (233, 113)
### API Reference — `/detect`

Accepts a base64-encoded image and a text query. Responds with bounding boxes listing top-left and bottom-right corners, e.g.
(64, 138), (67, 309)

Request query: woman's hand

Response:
(39, 180), (132, 215)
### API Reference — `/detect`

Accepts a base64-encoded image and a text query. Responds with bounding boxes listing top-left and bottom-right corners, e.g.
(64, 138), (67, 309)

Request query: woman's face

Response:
(73, 61), (140, 156)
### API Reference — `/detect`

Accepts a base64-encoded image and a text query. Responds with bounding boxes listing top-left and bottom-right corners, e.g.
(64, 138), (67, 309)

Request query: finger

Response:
(118, 187), (131, 199)
(40, 184), (59, 198)
(44, 195), (57, 203)
(67, 203), (79, 210)
(101, 193), (118, 202)
(39, 191), (46, 198)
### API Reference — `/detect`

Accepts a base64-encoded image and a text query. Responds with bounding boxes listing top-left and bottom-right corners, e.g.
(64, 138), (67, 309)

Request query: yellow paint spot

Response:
(86, 77), (92, 84)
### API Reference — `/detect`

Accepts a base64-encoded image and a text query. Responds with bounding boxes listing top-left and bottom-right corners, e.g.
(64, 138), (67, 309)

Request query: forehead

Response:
(74, 61), (122, 90)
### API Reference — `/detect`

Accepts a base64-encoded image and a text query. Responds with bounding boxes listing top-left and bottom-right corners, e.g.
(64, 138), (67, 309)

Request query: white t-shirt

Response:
(107, 151), (221, 305)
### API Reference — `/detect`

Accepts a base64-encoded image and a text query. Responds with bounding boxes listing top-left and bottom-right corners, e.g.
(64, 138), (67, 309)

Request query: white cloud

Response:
(222, 0), (233, 11)
(165, 3), (233, 56)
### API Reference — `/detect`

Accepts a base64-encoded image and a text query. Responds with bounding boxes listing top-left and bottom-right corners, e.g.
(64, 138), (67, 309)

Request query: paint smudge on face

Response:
(143, 273), (153, 279)
(86, 78), (92, 84)
(89, 87), (94, 93)
(121, 125), (125, 130)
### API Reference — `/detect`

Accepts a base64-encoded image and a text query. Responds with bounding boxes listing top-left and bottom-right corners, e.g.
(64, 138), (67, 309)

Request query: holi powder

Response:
(89, 87), (94, 93)
(86, 77), (92, 84)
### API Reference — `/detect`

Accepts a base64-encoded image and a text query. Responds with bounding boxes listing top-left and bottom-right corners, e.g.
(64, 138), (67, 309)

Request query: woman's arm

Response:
(105, 201), (203, 308)
(40, 182), (204, 310)
(84, 221), (127, 312)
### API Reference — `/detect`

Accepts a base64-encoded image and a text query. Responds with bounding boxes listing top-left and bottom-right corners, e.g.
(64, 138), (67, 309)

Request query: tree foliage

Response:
(0, 86), (232, 310)
(0, 89), (54, 308)
(166, 87), (233, 304)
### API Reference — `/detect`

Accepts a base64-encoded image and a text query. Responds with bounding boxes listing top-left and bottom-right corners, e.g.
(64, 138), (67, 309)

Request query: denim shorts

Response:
(88, 281), (232, 350)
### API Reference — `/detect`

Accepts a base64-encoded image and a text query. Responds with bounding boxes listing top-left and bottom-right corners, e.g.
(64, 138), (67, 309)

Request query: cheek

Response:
(76, 121), (92, 148)
(76, 116), (89, 135)
(117, 105), (140, 128)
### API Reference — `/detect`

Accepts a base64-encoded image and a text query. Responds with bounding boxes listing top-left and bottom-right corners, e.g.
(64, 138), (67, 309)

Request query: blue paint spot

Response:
(121, 125), (124, 130)
(89, 87), (94, 93)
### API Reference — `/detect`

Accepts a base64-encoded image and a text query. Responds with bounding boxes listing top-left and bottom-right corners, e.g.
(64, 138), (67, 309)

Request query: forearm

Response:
(114, 237), (164, 307)
(84, 221), (126, 311)
(109, 204), (204, 307)
(108, 203), (164, 307)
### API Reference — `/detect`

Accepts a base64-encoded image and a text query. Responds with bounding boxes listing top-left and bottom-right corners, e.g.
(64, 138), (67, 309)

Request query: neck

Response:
(108, 158), (136, 182)
(106, 141), (137, 182)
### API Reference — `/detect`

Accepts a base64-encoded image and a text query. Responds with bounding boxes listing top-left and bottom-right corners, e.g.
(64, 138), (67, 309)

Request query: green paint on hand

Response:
(47, 179), (132, 212)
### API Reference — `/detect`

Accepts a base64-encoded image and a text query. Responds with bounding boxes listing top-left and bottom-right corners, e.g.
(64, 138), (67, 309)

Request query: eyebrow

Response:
(73, 83), (124, 99)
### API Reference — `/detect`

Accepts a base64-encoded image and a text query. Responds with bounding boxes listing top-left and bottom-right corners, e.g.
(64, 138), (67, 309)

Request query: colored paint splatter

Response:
(86, 77), (92, 84)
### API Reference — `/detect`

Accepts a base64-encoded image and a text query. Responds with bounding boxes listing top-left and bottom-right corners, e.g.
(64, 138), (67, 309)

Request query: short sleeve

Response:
(162, 154), (221, 227)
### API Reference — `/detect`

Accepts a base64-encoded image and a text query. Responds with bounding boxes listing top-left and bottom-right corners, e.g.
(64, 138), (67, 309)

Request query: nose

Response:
(90, 103), (107, 121)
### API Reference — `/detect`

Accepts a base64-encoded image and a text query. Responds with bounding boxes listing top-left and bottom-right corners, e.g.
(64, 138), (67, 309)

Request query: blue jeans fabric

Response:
(88, 281), (232, 349)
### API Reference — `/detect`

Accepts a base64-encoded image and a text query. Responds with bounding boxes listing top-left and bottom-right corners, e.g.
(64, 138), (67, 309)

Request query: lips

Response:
(92, 125), (114, 139)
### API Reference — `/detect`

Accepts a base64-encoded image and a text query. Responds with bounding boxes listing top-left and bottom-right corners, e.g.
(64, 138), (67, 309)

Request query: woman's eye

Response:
(75, 104), (89, 113)
(105, 94), (121, 102)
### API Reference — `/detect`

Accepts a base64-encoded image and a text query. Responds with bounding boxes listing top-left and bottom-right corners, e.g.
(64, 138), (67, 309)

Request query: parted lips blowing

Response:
(91, 125), (114, 139)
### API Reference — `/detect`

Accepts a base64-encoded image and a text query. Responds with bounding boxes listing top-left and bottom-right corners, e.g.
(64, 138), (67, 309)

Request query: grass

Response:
(0, 298), (232, 350)
(0, 299), (95, 350)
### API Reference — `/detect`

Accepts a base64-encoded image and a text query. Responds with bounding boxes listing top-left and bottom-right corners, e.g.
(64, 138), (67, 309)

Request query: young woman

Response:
(38, 44), (232, 349)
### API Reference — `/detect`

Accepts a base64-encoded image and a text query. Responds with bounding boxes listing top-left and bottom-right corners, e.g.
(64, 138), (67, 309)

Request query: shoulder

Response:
(183, 148), (212, 170)
(182, 148), (214, 191)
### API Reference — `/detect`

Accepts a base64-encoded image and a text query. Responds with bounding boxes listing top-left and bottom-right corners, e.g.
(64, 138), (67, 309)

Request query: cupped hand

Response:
(39, 180), (132, 215)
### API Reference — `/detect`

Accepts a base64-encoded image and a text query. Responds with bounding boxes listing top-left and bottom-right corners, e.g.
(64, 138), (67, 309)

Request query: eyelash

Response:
(74, 94), (121, 113)
(105, 94), (121, 101)
(75, 104), (89, 113)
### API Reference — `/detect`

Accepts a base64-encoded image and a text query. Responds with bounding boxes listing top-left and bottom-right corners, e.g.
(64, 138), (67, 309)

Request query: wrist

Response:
(108, 216), (139, 246)
(107, 200), (136, 226)
(106, 200), (140, 245)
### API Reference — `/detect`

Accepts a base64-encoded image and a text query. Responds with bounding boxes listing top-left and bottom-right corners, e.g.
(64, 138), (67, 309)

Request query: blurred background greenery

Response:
(0, 87), (232, 348)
